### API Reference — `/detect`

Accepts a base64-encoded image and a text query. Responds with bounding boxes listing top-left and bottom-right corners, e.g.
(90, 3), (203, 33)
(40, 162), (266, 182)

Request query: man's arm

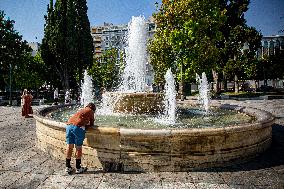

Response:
(86, 110), (95, 128)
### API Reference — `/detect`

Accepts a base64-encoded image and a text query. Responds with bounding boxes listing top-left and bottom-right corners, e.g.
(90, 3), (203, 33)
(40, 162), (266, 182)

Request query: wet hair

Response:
(86, 103), (96, 111)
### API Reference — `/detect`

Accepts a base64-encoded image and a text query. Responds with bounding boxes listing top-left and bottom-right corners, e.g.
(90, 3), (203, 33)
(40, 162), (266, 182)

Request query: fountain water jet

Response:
(155, 69), (176, 125)
(99, 16), (163, 115)
(196, 72), (211, 114)
(119, 16), (148, 92)
(81, 70), (94, 107)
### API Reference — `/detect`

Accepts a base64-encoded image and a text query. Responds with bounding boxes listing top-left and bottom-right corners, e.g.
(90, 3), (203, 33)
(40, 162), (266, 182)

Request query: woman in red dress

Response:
(21, 89), (33, 118)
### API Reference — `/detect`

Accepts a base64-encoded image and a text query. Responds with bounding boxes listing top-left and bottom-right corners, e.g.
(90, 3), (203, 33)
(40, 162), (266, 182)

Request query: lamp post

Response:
(9, 63), (12, 105)
(179, 61), (184, 101)
(178, 50), (184, 101)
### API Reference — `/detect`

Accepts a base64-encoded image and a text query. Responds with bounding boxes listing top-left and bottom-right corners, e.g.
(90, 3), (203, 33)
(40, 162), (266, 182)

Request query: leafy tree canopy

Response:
(149, 0), (226, 84)
(0, 10), (32, 91)
(41, 0), (93, 91)
(149, 0), (262, 86)
(89, 48), (122, 90)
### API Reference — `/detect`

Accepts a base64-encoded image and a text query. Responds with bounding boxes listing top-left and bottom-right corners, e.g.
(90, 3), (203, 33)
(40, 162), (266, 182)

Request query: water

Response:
(81, 70), (94, 107)
(97, 92), (121, 115)
(196, 72), (211, 114)
(72, 18), (218, 128)
(119, 16), (148, 92)
(64, 89), (71, 104)
(49, 106), (253, 129)
(98, 16), (149, 115)
(155, 69), (176, 125)
(51, 68), (254, 128)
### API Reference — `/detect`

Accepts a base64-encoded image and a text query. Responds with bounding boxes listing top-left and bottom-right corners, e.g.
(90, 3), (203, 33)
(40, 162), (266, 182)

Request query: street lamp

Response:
(177, 50), (185, 101)
(9, 63), (12, 105)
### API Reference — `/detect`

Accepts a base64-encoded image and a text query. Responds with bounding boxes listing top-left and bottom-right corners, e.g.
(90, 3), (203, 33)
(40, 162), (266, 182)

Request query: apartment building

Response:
(91, 22), (128, 58)
(256, 35), (284, 58)
(90, 18), (156, 86)
(91, 19), (156, 55)
(28, 42), (40, 56)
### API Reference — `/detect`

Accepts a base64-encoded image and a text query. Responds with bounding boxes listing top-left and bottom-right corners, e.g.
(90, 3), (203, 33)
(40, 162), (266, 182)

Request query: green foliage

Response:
(13, 53), (47, 90)
(0, 10), (33, 91)
(89, 48), (121, 89)
(149, 0), (226, 84)
(218, 1), (262, 80)
(41, 0), (93, 91)
(256, 54), (284, 81)
(149, 0), (263, 88)
(74, 0), (94, 81)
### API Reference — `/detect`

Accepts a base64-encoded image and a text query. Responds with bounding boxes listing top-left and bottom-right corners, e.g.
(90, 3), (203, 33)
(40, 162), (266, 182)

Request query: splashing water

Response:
(81, 70), (94, 107)
(119, 16), (148, 92)
(96, 92), (121, 115)
(155, 69), (177, 125)
(98, 16), (148, 115)
(196, 72), (211, 114)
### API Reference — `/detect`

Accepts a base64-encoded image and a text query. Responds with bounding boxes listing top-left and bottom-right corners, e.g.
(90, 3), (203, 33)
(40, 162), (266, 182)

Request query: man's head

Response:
(86, 103), (96, 111)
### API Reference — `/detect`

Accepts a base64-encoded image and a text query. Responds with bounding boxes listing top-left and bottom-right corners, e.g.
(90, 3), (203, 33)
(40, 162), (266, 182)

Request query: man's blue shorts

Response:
(66, 124), (86, 146)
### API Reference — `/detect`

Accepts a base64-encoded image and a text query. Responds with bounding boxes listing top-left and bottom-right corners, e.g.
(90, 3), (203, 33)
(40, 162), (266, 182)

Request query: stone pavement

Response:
(0, 99), (283, 189)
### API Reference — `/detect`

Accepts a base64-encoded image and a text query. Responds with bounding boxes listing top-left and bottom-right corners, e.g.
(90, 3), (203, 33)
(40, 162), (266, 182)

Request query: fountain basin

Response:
(34, 103), (274, 172)
(103, 92), (164, 114)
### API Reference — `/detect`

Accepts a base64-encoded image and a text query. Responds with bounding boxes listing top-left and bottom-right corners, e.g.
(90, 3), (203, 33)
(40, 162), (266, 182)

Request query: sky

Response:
(0, 0), (283, 43)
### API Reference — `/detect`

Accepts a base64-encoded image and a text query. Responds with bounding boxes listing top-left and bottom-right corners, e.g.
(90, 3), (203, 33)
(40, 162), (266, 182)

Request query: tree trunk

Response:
(60, 62), (70, 91)
(223, 71), (227, 92)
(178, 81), (184, 101)
(212, 70), (220, 94)
(179, 62), (184, 101)
(234, 75), (239, 93)
(188, 83), (191, 96)
(63, 71), (70, 90)
(255, 80), (259, 90)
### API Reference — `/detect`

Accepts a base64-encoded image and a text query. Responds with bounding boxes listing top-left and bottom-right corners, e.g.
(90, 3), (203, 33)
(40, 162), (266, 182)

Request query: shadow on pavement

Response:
(200, 123), (284, 172)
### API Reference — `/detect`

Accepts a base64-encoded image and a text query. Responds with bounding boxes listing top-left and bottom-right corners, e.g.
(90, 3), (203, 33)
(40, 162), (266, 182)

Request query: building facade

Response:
(28, 42), (40, 56)
(90, 18), (156, 86)
(91, 22), (128, 58)
(257, 35), (284, 58)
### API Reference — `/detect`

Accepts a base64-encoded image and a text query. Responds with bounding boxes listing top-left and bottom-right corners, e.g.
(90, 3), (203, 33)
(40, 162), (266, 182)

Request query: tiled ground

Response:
(0, 99), (283, 189)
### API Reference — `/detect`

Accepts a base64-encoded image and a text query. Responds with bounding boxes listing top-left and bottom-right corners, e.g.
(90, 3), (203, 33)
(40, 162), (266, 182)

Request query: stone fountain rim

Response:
(33, 103), (275, 135)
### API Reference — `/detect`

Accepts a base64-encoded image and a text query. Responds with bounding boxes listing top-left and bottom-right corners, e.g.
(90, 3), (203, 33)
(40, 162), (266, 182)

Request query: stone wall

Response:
(106, 92), (164, 114)
(34, 104), (274, 172)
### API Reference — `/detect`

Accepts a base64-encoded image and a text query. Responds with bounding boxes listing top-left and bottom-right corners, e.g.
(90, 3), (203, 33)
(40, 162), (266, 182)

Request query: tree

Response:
(13, 52), (47, 90)
(256, 54), (284, 85)
(74, 0), (94, 81)
(89, 48), (120, 89)
(0, 10), (32, 91)
(218, 0), (262, 92)
(149, 0), (262, 94)
(149, 0), (226, 85)
(41, 0), (93, 91)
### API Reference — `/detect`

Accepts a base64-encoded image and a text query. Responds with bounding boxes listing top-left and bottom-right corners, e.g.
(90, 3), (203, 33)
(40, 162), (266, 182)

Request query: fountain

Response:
(119, 16), (147, 92)
(196, 72), (211, 113)
(80, 70), (94, 107)
(99, 15), (163, 114)
(155, 69), (176, 125)
(33, 16), (275, 172)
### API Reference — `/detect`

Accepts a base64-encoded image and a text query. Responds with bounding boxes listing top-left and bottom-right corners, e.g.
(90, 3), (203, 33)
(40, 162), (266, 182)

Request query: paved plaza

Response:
(0, 99), (283, 189)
